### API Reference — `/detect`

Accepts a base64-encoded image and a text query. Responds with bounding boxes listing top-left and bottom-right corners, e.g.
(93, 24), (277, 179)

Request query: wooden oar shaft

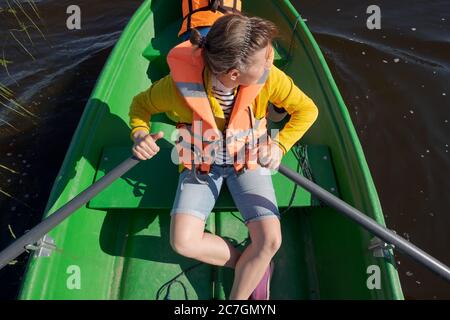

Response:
(0, 156), (140, 270)
(278, 164), (450, 283)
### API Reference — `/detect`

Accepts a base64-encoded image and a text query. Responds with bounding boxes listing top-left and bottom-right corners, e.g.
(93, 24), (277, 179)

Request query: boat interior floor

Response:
(88, 142), (343, 299)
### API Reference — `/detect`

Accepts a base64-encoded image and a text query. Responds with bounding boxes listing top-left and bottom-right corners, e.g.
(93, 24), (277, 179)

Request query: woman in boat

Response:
(128, 14), (319, 300)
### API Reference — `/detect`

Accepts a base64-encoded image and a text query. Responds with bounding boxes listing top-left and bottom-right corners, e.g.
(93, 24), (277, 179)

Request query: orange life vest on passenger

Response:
(167, 40), (270, 173)
(178, 0), (242, 37)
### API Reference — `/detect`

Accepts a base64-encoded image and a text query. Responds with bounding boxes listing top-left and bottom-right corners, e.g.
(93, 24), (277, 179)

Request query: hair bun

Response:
(198, 36), (207, 48)
(189, 29), (207, 49)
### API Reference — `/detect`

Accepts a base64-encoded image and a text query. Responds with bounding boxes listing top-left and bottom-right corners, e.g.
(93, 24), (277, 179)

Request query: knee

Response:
(170, 235), (197, 259)
(255, 234), (282, 256)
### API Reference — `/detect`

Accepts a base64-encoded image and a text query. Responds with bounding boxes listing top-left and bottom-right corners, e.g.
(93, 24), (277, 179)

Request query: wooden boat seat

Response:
(87, 143), (340, 210)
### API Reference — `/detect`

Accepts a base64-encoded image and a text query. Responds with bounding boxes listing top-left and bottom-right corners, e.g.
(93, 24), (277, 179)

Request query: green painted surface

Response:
(18, 0), (403, 300)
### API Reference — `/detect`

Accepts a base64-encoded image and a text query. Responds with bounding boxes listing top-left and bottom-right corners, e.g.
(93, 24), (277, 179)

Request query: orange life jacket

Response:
(167, 40), (270, 173)
(179, 0), (242, 37)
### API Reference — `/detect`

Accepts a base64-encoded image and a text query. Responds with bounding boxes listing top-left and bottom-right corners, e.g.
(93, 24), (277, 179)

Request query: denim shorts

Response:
(170, 165), (280, 224)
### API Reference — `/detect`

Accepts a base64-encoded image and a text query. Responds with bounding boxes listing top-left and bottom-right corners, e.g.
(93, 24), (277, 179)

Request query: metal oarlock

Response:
(0, 156), (141, 270)
(369, 237), (395, 259)
(25, 234), (56, 258)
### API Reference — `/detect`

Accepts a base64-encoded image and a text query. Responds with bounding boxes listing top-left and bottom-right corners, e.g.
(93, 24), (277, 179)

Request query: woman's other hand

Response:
(258, 141), (284, 170)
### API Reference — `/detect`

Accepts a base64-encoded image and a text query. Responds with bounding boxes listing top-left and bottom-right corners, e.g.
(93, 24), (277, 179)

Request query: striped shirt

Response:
(211, 76), (236, 165)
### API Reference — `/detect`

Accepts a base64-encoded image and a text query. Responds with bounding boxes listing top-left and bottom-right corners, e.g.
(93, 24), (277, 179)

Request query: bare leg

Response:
(170, 213), (241, 268)
(229, 217), (281, 300)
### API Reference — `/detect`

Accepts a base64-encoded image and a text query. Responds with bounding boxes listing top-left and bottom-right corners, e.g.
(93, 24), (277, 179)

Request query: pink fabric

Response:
(249, 261), (274, 300)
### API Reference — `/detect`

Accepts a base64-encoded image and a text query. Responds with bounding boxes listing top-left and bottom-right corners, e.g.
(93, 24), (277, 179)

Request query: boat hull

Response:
(18, 0), (403, 300)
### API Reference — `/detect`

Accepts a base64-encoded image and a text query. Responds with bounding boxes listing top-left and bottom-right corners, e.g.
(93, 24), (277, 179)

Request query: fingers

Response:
(268, 144), (283, 170)
(144, 135), (161, 153)
(132, 147), (149, 161)
(267, 157), (280, 170)
(259, 155), (279, 170)
(260, 153), (277, 170)
(258, 143), (282, 169)
(136, 144), (154, 159)
(132, 132), (164, 160)
(259, 156), (271, 168)
(151, 131), (164, 141)
(258, 144), (271, 167)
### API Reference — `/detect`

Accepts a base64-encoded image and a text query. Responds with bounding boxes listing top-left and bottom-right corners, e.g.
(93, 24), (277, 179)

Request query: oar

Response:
(2, 158), (449, 284)
(278, 164), (450, 283)
(0, 156), (140, 270)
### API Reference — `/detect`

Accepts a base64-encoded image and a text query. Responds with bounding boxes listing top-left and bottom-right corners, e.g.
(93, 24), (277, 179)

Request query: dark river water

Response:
(0, 0), (449, 299)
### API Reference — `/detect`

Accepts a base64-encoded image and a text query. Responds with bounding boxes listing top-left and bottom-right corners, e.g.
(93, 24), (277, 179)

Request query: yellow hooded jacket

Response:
(129, 65), (319, 154)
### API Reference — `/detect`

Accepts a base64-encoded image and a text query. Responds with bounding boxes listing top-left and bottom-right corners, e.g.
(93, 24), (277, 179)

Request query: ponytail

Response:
(189, 28), (207, 48)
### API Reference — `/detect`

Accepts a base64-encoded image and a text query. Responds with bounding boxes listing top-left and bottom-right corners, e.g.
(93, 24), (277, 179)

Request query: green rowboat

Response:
(18, 0), (404, 299)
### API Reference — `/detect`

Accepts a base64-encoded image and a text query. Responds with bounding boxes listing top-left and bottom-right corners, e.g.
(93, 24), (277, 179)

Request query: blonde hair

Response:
(189, 14), (278, 75)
